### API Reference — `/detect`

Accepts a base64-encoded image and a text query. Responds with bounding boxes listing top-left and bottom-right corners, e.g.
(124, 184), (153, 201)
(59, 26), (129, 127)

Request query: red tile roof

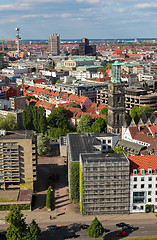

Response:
(129, 155), (157, 175)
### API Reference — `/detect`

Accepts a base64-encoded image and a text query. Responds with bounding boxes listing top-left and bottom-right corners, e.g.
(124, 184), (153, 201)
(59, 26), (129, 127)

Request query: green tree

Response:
(91, 117), (106, 133)
(46, 187), (52, 210)
(38, 107), (47, 133)
(47, 107), (70, 129)
(99, 107), (108, 116)
(46, 65), (54, 71)
(56, 80), (62, 83)
(130, 106), (153, 119)
(49, 127), (69, 140)
(5, 205), (27, 240)
(87, 217), (104, 238)
(112, 146), (126, 154)
(70, 162), (79, 203)
(68, 103), (81, 108)
(37, 133), (50, 155)
(22, 104), (33, 130)
(26, 95), (36, 101)
(26, 220), (41, 240)
(77, 114), (93, 133)
(0, 114), (17, 131)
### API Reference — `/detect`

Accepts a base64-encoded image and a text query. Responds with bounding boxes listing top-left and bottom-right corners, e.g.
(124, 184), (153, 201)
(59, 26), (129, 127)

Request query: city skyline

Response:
(0, 0), (157, 40)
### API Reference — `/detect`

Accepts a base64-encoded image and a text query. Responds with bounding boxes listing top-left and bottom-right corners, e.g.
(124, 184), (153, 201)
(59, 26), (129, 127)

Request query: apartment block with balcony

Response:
(0, 130), (37, 190)
(80, 153), (130, 215)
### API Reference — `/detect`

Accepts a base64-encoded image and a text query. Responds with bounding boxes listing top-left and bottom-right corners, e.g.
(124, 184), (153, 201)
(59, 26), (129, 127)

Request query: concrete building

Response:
(79, 38), (96, 56)
(129, 155), (157, 213)
(10, 96), (27, 111)
(80, 153), (130, 215)
(48, 33), (60, 55)
(0, 130), (37, 190)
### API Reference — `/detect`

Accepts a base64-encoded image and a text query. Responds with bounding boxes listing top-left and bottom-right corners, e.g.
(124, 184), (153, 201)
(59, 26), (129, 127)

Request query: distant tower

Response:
(107, 61), (125, 136)
(15, 27), (21, 54)
(48, 33), (60, 55)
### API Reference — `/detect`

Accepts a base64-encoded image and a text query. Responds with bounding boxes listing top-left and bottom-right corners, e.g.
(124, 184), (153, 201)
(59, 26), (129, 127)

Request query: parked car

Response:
(81, 224), (89, 229)
(116, 222), (127, 228)
(46, 225), (57, 231)
(122, 224), (139, 232)
(116, 230), (126, 236)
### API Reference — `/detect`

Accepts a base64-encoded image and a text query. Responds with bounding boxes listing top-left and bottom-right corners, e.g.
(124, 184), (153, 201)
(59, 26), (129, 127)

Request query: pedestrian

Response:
(50, 215), (52, 220)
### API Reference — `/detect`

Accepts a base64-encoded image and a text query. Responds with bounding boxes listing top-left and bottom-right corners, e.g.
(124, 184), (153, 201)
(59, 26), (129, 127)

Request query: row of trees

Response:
(23, 105), (47, 133)
(5, 205), (41, 240)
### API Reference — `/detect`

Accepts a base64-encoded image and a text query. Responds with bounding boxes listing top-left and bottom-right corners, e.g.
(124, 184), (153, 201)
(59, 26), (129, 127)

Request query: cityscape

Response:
(0, 0), (157, 239)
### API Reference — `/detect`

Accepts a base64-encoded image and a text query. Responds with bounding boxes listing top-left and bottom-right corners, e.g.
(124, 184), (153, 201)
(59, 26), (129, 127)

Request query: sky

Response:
(0, 0), (157, 40)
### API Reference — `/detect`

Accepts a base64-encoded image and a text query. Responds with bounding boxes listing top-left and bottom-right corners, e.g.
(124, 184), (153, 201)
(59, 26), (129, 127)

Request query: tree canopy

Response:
(77, 114), (93, 133)
(87, 217), (104, 238)
(23, 105), (47, 133)
(70, 162), (80, 203)
(37, 133), (50, 155)
(99, 107), (108, 116)
(0, 114), (18, 131)
(130, 106), (153, 120)
(91, 117), (106, 133)
(5, 205), (41, 240)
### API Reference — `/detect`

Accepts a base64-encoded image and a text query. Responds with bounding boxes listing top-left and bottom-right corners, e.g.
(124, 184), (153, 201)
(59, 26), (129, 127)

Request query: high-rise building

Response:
(107, 61), (126, 136)
(48, 33), (60, 55)
(0, 130), (37, 190)
(79, 38), (96, 56)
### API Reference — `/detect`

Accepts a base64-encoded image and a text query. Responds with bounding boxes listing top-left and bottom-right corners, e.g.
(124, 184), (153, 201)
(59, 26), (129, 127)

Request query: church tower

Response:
(107, 61), (125, 136)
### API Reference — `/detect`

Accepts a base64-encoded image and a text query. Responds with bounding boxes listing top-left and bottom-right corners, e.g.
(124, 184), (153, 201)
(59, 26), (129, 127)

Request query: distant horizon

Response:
(22, 38), (157, 41)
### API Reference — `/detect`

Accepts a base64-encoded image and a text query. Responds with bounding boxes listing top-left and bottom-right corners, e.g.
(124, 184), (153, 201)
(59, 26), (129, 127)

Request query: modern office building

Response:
(80, 153), (130, 215)
(48, 33), (60, 55)
(79, 38), (96, 56)
(97, 85), (157, 112)
(0, 130), (37, 190)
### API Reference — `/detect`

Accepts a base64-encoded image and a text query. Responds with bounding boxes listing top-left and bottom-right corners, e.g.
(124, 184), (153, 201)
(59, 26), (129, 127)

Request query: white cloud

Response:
(135, 2), (157, 9)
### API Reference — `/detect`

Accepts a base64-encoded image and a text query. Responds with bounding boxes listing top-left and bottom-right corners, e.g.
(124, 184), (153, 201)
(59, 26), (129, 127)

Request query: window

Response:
(141, 184), (144, 188)
(156, 191), (157, 195)
(156, 184), (157, 188)
(141, 169), (145, 175)
(102, 140), (106, 144)
(134, 177), (137, 182)
(133, 169), (137, 175)
(133, 206), (136, 210)
(148, 177), (152, 181)
(148, 184), (152, 188)
(141, 177), (144, 181)
(141, 206), (144, 210)
(148, 198), (152, 202)
(134, 184), (137, 188)
(108, 139), (111, 144)
(155, 169), (157, 175)
(155, 199), (157, 203)
(133, 192), (145, 203)
(148, 191), (152, 195)
(148, 168), (152, 174)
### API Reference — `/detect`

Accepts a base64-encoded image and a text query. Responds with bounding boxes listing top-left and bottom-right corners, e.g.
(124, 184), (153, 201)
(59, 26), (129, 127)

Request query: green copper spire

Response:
(111, 60), (122, 83)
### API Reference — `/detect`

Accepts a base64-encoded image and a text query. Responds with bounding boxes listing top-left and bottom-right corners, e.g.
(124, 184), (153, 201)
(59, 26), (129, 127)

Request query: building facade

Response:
(48, 33), (60, 55)
(129, 155), (157, 213)
(0, 130), (37, 190)
(80, 153), (130, 215)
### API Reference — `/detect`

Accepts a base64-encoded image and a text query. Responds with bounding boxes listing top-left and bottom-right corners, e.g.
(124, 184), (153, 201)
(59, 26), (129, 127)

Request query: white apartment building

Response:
(129, 155), (157, 213)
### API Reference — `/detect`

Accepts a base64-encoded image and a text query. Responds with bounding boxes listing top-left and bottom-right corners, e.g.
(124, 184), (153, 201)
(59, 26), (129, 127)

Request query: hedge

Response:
(0, 204), (30, 211)
(70, 162), (80, 203)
